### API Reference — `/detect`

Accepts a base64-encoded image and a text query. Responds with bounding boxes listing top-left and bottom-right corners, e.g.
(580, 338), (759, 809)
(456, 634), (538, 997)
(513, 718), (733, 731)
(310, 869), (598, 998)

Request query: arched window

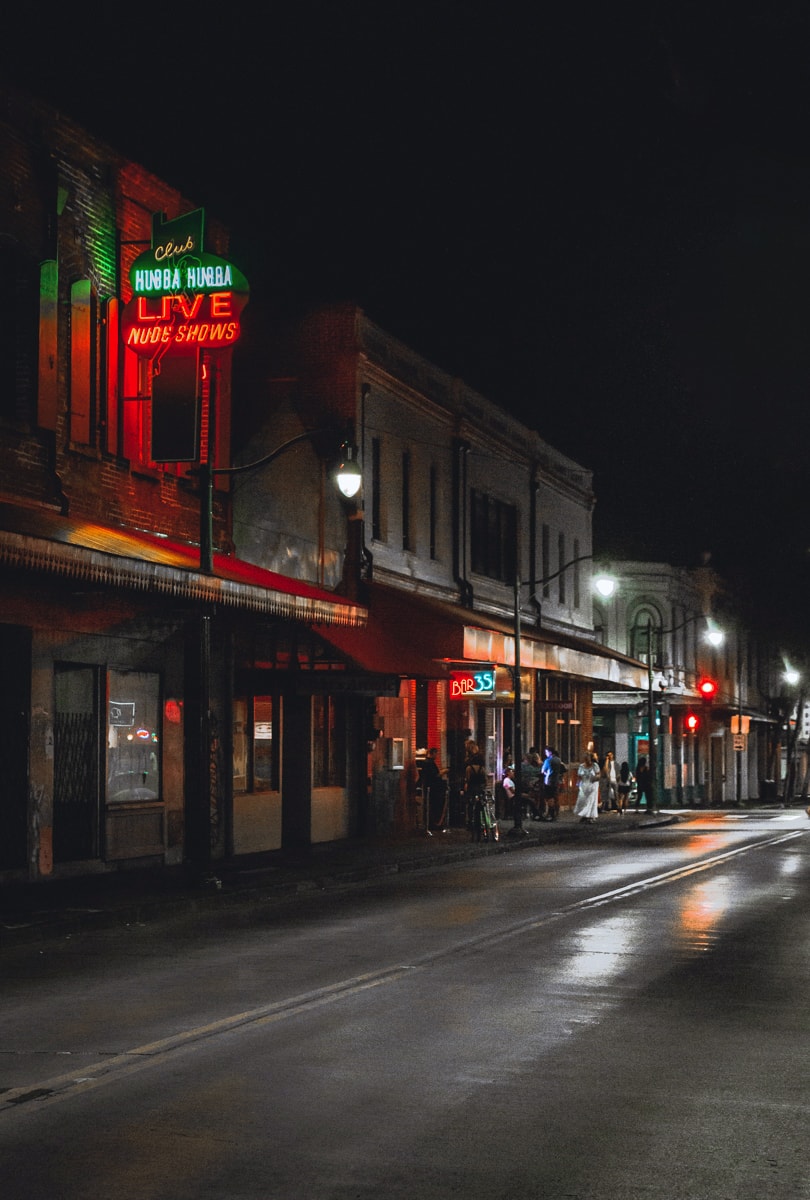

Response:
(592, 600), (607, 645)
(630, 606), (664, 665)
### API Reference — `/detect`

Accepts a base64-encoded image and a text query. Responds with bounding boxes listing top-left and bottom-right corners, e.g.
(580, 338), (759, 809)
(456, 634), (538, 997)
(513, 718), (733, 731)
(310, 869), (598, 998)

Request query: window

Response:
(558, 533), (566, 603)
(573, 538), (581, 608)
(371, 436), (383, 541)
(631, 611), (662, 665)
(471, 489), (517, 582)
(0, 246), (39, 425)
(106, 670), (160, 802)
(429, 463), (437, 559)
(541, 525), (550, 598)
(70, 280), (94, 445)
(313, 694), (346, 787)
(233, 695), (278, 792)
(402, 449), (412, 550)
(121, 346), (212, 476)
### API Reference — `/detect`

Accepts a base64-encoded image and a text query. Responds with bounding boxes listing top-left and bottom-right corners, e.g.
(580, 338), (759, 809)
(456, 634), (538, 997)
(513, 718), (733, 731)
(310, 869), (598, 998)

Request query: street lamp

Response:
(509, 553), (616, 835)
(199, 427), (361, 574)
(645, 615), (724, 811)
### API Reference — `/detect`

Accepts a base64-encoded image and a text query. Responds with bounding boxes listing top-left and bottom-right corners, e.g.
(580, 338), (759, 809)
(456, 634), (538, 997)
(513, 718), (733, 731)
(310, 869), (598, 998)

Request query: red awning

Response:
(0, 503), (365, 628)
(317, 582), (648, 688)
(315, 584), (454, 678)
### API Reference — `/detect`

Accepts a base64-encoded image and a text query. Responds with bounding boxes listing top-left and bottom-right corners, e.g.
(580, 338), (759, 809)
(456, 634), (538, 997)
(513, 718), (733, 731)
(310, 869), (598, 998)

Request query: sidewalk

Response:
(0, 808), (678, 949)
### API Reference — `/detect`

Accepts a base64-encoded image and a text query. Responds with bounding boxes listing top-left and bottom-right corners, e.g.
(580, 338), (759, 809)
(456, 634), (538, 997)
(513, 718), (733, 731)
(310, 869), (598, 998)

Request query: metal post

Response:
(647, 622), (657, 811)
(512, 571), (524, 833)
(736, 633), (743, 806)
(199, 459), (214, 575)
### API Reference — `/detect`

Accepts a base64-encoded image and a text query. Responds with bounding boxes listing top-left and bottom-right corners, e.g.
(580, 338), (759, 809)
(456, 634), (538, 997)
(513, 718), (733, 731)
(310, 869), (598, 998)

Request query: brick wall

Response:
(0, 83), (233, 548)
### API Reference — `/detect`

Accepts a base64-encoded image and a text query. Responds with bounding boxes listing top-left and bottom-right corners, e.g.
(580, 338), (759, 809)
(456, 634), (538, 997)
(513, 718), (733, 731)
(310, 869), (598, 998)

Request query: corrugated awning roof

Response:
(0, 503), (366, 628)
(317, 583), (648, 688)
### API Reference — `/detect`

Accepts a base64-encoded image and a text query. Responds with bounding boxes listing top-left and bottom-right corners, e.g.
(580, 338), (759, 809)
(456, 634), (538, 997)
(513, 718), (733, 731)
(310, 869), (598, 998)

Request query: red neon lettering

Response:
(210, 292), (233, 317)
(137, 296), (172, 322)
(174, 293), (204, 320)
(126, 326), (172, 347)
(450, 675), (475, 698)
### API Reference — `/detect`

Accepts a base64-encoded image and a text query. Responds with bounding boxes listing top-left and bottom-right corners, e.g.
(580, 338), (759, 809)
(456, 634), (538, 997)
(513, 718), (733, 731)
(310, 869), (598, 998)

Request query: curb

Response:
(0, 812), (680, 949)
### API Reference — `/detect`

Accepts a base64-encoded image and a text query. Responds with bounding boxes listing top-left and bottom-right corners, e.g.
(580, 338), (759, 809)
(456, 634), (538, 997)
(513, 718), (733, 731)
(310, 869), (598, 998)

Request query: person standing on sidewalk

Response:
(541, 746), (566, 821)
(421, 747), (448, 830)
(574, 752), (601, 823)
(634, 756), (655, 813)
(464, 746), (488, 840)
(602, 751), (619, 812)
(617, 761), (633, 815)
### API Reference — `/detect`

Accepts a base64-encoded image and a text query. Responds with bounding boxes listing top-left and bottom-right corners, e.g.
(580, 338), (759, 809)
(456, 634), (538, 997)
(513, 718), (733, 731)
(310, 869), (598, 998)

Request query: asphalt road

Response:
(1, 811), (807, 1199)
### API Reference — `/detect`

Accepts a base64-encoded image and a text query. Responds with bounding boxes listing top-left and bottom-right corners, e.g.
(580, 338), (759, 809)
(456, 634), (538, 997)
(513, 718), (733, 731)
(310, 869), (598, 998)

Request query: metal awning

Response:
(0, 503), (366, 628)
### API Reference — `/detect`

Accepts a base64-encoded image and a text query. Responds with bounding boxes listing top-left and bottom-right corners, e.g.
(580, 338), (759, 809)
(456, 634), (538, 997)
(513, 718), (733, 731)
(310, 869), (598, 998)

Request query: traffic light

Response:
(685, 712), (699, 733)
(697, 677), (718, 703)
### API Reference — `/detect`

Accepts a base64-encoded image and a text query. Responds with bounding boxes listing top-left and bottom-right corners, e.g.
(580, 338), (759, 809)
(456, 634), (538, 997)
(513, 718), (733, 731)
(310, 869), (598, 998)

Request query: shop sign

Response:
(536, 699), (575, 711)
(109, 700), (135, 726)
(449, 668), (496, 699)
(121, 208), (250, 358)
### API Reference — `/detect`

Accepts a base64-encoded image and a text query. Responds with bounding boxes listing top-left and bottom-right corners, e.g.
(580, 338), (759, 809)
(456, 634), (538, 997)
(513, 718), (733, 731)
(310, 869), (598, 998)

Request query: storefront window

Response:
(106, 670), (160, 802)
(313, 694), (346, 787)
(233, 695), (276, 792)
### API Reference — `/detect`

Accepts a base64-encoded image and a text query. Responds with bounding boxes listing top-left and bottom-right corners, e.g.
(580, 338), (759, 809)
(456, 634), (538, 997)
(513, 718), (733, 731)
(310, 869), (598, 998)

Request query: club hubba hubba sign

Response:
(121, 208), (249, 354)
(120, 208), (250, 462)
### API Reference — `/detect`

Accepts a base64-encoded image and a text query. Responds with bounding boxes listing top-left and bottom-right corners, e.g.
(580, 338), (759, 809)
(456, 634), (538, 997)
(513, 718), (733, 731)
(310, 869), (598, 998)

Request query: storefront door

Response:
(0, 624), (30, 869)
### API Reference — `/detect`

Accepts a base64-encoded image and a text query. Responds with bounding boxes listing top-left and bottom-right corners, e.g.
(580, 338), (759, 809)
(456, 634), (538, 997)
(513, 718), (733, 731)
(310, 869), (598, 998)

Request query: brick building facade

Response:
(0, 85), (364, 886)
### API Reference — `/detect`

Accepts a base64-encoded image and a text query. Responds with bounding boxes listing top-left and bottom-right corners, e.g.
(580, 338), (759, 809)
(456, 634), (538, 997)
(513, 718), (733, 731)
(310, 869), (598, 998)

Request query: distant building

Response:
(593, 560), (782, 804)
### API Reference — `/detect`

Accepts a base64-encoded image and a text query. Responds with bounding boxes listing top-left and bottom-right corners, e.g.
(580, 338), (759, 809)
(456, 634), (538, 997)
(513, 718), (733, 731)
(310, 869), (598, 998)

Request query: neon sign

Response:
(121, 208), (249, 358)
(449, 668), (496, 699)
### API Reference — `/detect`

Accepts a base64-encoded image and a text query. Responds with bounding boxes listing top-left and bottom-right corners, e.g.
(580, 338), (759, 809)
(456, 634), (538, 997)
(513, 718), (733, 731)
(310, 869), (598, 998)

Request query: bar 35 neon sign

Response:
(449, 668), (496, 699)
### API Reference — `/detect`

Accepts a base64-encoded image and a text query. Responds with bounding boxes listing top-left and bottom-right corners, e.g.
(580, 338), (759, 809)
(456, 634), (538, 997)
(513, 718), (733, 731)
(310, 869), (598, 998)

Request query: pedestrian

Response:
(464, 746), (489, 840)
(541, 745), (566, 821)
(634, 755), (654, 813)
(501, 764), (516, 812)
(420, 747), (448, 830)
(574, 752), (601, 823)
(521, 748), (546, 820)
(602, 751), (619, 812)
(617, 761), (633, 815)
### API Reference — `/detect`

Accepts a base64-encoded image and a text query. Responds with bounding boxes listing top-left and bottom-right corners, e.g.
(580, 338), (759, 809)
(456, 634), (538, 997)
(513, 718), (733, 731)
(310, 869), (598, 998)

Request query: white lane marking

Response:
(3, 830), (802, 1115)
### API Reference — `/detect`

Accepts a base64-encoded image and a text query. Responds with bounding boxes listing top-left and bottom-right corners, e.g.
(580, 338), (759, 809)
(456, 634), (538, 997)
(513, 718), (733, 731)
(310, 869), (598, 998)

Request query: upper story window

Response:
(402, 449), (412, 551)
(541, 524), (551, 598)
(371, 436), (383, 541)
(630, 607), (664, 665)
(470, 489), (517, 583)
(0, 247), (38, 425)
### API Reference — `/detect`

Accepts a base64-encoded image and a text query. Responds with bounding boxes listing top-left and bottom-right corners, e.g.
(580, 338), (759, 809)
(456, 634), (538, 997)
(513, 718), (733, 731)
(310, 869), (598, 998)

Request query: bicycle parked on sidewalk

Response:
(471, 789), (499, 843)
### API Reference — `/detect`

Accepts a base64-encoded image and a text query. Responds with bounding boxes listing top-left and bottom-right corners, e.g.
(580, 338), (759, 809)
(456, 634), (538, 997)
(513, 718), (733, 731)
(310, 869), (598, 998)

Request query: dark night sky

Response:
(8, 3), (810, 639)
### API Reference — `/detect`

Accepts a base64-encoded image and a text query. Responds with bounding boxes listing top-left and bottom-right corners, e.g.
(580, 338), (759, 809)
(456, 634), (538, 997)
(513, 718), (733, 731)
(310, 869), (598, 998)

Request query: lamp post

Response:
(644, 615), (724, 812)
(782, 667), (802, 806)
(510, 553), (616, 835)
(199, 428), (361, 575)
(735, 631), (744, 807)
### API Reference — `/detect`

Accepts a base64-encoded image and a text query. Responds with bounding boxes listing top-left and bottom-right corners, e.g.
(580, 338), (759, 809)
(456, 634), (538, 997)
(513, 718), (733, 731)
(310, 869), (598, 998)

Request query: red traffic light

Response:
(686, 712), (699, 732)
(697, 677), (718, 701)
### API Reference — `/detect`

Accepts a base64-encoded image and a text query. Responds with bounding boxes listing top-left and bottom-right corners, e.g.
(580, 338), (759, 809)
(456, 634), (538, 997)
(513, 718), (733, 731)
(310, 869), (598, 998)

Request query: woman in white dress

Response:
(574, 753), (601, 823)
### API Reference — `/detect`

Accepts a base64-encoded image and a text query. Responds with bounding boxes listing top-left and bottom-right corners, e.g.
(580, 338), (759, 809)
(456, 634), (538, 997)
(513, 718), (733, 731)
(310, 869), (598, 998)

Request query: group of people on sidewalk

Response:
(501, 745), (567, 823)
(421, 740), (657, 838)
(573, 750), (655, 822)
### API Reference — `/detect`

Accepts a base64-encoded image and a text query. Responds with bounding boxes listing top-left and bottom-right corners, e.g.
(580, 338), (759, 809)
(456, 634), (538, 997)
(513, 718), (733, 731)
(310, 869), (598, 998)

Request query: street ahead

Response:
(1, 811), (808, 1200)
